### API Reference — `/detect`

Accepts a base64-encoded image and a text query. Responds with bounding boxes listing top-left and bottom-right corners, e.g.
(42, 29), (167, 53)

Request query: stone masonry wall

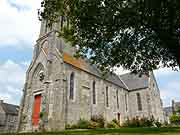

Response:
(64, 64), (129, 125)
(128, 88), (150, 119)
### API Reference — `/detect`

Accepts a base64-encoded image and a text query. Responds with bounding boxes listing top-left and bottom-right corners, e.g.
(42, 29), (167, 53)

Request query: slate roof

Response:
(164, 107), (173, 116)
(63, 52), (149, 90)
(175, 102), (180, 107)
(2, 103), (19, 115)
(89, 64), (126, 89)
(120, 72), (149, 90)
(63, 53), (127, 89)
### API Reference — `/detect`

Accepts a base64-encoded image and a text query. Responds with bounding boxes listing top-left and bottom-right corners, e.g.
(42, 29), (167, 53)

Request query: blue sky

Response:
(0, 0), (180, 107)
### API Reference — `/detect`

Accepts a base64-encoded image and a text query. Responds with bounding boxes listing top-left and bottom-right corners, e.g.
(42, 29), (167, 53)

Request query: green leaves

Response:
(39, 0), (180, 73)
(170, 114), (180, 125)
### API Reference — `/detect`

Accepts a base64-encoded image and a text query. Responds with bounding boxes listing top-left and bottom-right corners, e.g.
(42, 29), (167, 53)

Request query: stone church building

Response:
(0, 100), (19, 132)
(18, 18), (164, 132)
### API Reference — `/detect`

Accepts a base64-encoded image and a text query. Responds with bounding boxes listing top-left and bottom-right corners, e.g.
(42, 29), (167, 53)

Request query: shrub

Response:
(39, 112), (44, 119)
(91, 115), (105, 128)
(65, 124), (79, 129)
(123, 117), (140, 127)
(155, 121), (162, 128)
(142, 117), (154, 127)
(77, 119), (90, 129)
(170, 114), (180, 125)
(112, 119), (119, 125)
(88, 121), (100, 129)
(176, 107), (180, 114)
(71, 124), (79, 129)
(65, 124), (71, 129)
(107, 119), (120, 128)
(123, 117), (155, 127)
(163, 121), (169, 126)
(65, 123), (79, 129)
(65, 116), (104, 129)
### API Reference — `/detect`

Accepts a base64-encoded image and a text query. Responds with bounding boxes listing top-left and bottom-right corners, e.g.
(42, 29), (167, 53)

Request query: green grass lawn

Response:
(1, 128), (180, 135)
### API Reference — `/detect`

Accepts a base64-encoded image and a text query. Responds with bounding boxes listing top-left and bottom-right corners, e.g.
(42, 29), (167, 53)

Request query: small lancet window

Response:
(106, 86), (109, 107)
(125, 93), (128, 112)
(60, 16), (65, 31)
(44, 20), (48, 33)
(137, 93), (142, 111)
(116, 89), (119, 109)
(92, 81), (96, 104)
(70, 72), (75, 100)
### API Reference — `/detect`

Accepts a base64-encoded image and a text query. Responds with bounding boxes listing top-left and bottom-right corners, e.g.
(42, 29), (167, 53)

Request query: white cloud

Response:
(0, 0), (41, 49)
(7, 0), (34, 9)
(154, 67), (178, 77)
(154, 67), (180, 107)
(160, 81), (180, 107)
(0, 93), (13, 104)
(21, 61), (31, 67)
(0, 60), (25, 84)
(0, 60), (28, 105)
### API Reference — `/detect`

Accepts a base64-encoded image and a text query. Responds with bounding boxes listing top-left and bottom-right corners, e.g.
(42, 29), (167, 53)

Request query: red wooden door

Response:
(32, 95), (41, 126)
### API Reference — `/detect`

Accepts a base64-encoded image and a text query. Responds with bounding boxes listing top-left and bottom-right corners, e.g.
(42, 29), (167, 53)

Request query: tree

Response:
(177, 107), (180, 114)
(170, 114), (180, 125)
(38, 0), (180, 74)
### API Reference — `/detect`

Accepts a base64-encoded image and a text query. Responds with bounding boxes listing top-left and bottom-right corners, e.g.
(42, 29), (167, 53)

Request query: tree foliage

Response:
(176, 107), (180, 114)
(170, 114), (180, 125)
(38, 0), (180, 73)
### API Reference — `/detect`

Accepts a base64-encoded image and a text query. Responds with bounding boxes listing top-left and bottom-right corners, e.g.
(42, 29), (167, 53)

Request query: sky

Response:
(0, 0), (180, 107)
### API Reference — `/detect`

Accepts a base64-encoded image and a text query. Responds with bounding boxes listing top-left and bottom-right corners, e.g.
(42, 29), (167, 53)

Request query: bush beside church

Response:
(64, 115), (163, 130)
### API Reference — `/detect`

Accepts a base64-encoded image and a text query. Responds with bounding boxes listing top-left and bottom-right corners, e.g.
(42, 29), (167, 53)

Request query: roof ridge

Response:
(3, 102), (19, 107)
(2, 103), (19, 115)
(119, 72), (132, 76)
(118, 75), (129, 90)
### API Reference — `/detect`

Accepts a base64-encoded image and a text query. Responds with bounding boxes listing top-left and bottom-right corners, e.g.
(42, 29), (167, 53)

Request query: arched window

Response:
(70, 72), (75, 100)
(92, 81), (96, 104)
(136, 93), (142, 111)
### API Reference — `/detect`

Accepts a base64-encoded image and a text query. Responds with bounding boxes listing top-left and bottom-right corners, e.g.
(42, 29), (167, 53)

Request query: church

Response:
(18, 17), (165, 132)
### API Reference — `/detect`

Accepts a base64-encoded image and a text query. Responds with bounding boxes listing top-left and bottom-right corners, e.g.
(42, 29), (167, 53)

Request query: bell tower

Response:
(19, 16), (75, 132)
(32, 17), (76, 62)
